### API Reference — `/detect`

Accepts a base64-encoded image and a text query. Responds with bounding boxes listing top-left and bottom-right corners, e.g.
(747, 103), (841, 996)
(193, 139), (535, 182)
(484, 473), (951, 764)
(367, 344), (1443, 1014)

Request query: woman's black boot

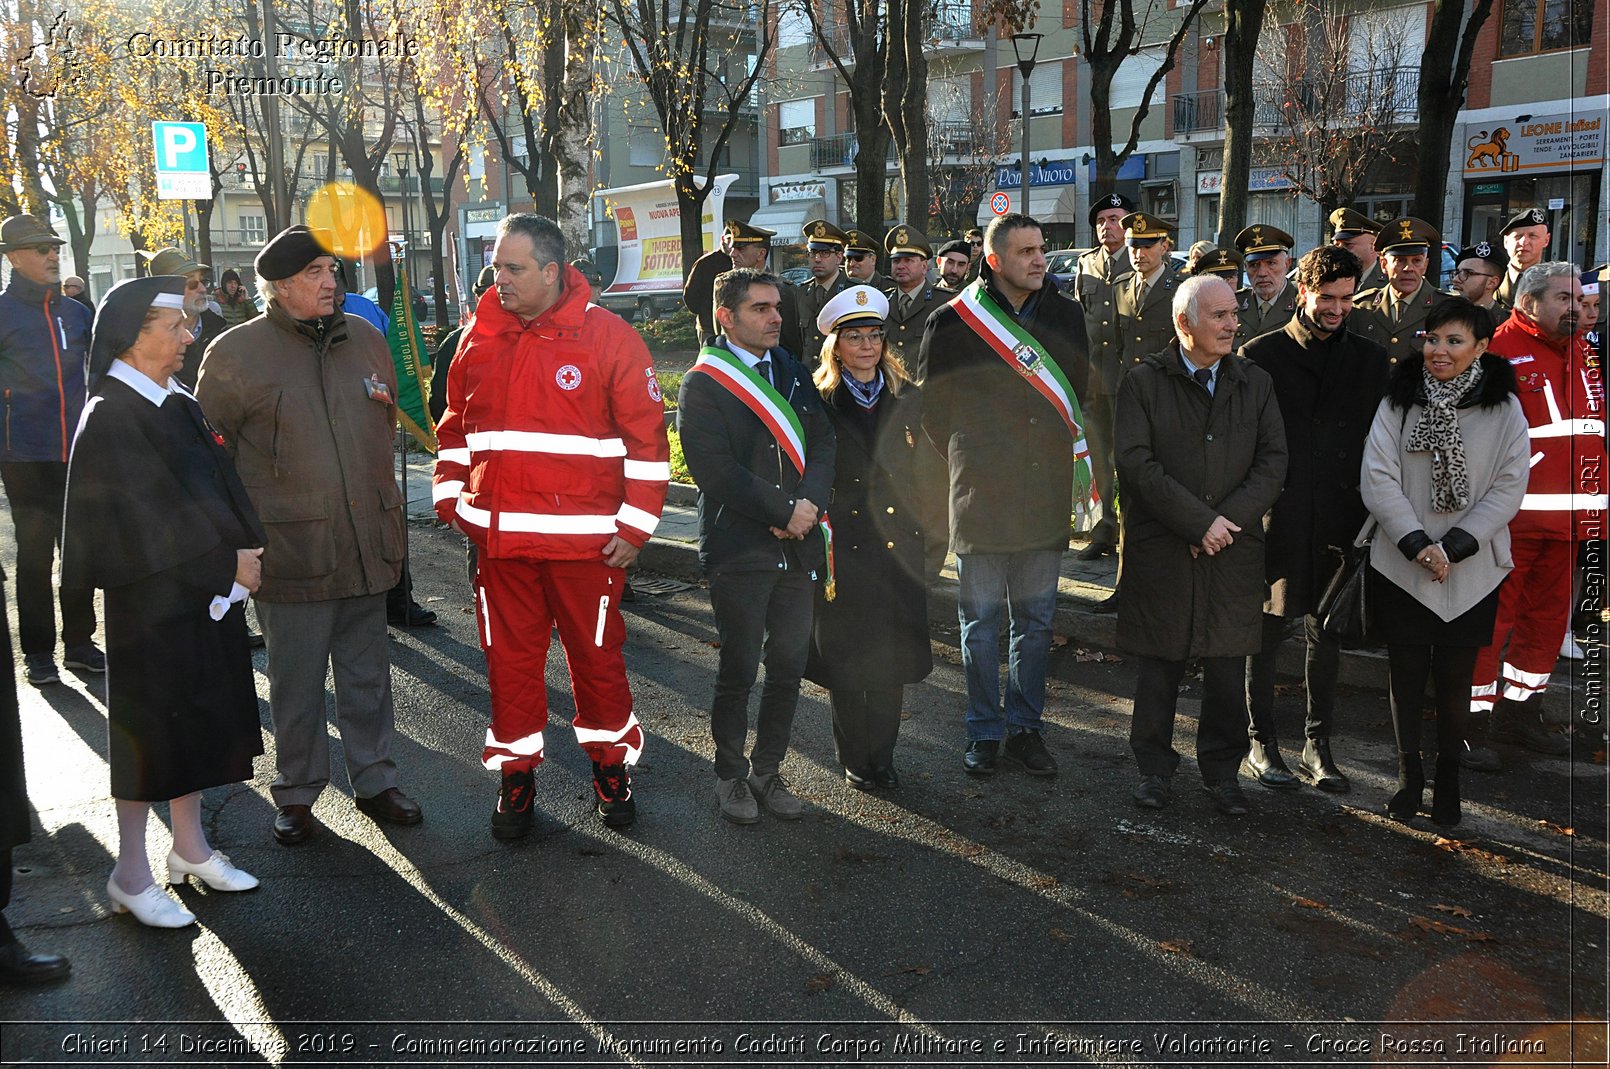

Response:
(1432, 755), (1462, 828)
(1387, 752), (1424, 822)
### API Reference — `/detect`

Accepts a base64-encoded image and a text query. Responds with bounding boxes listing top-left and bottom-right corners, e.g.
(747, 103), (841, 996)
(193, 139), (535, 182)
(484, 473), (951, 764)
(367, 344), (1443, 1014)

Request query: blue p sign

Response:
(152, 122), (207, 173)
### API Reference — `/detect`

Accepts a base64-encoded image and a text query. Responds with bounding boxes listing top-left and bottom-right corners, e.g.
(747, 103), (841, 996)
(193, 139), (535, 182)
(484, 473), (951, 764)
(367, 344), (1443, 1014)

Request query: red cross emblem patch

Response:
(556, 365), (582, 391)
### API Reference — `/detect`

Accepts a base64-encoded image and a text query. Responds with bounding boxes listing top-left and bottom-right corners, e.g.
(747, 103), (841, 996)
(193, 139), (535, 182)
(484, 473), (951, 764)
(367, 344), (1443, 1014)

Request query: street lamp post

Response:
(1011, 32), (1043, 218)
(392, 150), (413, 289)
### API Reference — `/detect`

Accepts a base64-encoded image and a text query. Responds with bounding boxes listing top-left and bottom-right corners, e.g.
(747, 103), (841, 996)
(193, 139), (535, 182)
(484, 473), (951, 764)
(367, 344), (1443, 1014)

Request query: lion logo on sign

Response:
(1465, 128), (1510, 169)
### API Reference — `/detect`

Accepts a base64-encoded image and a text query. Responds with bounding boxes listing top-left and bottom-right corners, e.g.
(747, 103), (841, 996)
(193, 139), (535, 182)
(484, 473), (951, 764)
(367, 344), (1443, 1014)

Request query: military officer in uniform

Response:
(1234, 224), (1298, 344)
(1072, 192), (1135, 561)
(684, 219), (775, 344)
(935, 240), (972, 292)
(1497, 206), (1550, 308)
(1450, 240), (1510, 332)
(1330, 208), (1383, 292)
(794, 219), (853, 363)
(1348, 216), (1451, 366)
(844, 230), (891, 293)
(1185, 244), (1244, 281)
(1115, 212), (1183, 376)
(883, 224), (951, 583)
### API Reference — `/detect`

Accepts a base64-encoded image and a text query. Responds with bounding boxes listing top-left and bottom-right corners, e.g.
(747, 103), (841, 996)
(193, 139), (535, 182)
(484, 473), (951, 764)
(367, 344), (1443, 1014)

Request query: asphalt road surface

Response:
(1, 515), (1605, 1067)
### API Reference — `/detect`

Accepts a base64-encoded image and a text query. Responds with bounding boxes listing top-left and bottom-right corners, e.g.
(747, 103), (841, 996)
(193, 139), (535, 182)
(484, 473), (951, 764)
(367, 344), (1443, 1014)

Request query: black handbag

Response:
(1316, 532), (1374, 648)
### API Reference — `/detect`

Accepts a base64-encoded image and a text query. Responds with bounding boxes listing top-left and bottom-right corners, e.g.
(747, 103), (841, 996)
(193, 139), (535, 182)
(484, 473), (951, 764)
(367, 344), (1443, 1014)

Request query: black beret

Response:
(89, 276), (187, 382)
(254, 225), (334, 281)
(937, 239), (970, 258)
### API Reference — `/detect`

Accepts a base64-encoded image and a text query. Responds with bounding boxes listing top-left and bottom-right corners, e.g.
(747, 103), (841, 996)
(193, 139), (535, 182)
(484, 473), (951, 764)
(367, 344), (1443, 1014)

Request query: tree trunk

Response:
(849, 61), (889, 235)
(552, 15), (596, 258)
(675, 175), (712, 283)
(896, 0), (929, 224)
(1412, 0), (1494, 226)
(1218, 1), (1265, 244)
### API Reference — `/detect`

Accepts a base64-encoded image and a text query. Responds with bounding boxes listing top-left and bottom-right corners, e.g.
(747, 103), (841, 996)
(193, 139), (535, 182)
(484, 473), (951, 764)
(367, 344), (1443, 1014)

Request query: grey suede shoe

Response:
(747, 772), (804, 821)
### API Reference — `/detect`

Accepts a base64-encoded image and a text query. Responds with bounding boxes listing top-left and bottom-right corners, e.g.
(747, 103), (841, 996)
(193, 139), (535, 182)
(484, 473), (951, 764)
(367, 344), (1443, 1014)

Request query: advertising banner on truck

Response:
(599, 174), (738, 297)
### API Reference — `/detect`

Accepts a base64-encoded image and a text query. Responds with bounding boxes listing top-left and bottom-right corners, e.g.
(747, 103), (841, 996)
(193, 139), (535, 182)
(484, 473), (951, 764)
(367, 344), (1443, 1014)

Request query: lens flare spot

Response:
(306, 182), (387, 260)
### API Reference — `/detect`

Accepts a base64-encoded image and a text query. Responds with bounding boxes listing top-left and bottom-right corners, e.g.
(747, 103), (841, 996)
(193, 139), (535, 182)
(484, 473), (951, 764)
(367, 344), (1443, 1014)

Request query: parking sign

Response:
(152, 121), (211, 200)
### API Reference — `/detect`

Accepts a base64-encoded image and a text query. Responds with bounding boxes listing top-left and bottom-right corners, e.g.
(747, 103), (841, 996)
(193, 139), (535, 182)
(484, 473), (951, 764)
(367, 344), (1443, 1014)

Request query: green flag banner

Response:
(386, 257), (437, 453)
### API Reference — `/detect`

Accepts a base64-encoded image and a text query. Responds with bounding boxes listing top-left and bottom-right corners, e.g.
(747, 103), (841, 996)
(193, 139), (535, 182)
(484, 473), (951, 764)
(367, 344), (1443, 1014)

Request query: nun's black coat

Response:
(62, 374), (266, 801)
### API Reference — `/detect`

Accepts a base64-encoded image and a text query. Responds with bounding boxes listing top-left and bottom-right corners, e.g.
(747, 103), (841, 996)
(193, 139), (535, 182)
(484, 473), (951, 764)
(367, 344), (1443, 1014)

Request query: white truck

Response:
(593, 173), (738, 320)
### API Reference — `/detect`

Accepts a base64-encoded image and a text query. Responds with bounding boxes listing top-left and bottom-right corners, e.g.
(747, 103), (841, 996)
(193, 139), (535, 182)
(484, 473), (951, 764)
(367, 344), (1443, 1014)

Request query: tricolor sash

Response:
(690, 345), (807, 475)
(952, 281), (1094, 502)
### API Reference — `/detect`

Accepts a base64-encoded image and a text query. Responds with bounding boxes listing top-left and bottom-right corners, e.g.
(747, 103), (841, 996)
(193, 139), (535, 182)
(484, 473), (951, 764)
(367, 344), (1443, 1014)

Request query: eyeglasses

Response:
(968, 240), (982, 248)
(838, 329), (885, 345)
(1450, 268), (1497, 281)
(25, 244), (58, 256)
(845, 252), (870, 262)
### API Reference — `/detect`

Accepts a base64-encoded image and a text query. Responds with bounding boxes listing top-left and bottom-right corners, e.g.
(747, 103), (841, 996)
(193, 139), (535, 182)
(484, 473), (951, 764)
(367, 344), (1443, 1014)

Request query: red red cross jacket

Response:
(433, 265), (670, 559)
(1488, 309), (1606, 541)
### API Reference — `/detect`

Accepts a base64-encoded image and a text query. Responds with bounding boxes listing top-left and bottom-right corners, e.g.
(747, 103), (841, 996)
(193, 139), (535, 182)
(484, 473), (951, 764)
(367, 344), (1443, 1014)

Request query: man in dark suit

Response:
(1072, 191), (1135, 561)
(1348, 217), (1451, 366)
(1233, 224), (1297, 345)
(677, 268), (836, 825)
(684, 220), (773, 344)
(1239, 245), (1391, 795)
(793, 219), (852, 363)
(1330, 207), (1383, 292)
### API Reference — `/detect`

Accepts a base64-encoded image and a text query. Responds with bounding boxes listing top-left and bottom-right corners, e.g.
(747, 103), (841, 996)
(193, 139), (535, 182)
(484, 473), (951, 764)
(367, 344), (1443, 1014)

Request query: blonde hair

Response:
(813, 331), (915, 397)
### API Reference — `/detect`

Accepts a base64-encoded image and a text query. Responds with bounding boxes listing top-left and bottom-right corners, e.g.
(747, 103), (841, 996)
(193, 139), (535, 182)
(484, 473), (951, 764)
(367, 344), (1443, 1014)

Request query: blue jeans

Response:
(956, 550), (1061, 741)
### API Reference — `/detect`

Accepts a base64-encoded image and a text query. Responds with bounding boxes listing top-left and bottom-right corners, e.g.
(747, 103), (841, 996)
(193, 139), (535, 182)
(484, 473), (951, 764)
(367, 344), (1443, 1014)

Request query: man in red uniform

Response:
(433, 214), (669, 836)
(1468, 262), (1604, 768)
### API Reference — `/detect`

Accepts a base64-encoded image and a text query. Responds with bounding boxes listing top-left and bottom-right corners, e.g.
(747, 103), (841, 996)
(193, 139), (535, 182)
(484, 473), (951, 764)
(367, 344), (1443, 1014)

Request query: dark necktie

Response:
(1194, 367), (1213, 391)
(754, 358), (772, 386)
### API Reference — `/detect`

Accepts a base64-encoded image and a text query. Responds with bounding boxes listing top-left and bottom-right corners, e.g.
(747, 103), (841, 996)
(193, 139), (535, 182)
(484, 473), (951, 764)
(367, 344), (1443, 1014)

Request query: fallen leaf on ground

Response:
(1292, 896), (1328, 910)
(1433, 903), (1473, 918)
(1051, 634), (1070, 647)
(1409, 916), (1491, 941)
(895, 964), (932, 976)
(704, 640), (721, 648)
(804, 974), (834, 994)
(1048, 927), (1071, 943)
(1159, 939), (1193, 956)
(1029, 874), (1059, 890)
(1537, 819), (1575, 836)
(954, 842), (986, 858)
(1592, 748), (1606, 765)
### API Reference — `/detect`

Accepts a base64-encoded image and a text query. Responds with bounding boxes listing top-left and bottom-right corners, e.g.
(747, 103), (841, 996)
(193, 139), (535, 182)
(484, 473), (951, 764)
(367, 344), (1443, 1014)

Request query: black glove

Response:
(1440, 527), (1479, 564)
(1397, 529), (1435, 561)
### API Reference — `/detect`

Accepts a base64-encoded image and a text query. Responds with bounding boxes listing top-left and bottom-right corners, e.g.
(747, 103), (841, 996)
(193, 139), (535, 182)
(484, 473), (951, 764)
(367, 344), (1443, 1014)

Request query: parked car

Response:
(779, 266), (812, 286)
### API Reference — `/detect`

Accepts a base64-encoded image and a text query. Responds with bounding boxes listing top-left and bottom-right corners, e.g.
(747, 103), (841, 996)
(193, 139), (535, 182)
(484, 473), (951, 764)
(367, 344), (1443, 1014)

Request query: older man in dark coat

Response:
(1116, 275), (1288, 816)
(1238, 246), (1391, 795)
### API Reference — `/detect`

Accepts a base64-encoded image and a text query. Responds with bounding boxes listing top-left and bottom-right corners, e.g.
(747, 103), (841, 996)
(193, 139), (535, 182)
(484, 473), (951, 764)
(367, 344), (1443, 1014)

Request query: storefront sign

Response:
(996, 158), (1079, 189)
(1196, 167), (1293, 194)
(771, 181), (826, 202)
(1463, 110), (1605, 176)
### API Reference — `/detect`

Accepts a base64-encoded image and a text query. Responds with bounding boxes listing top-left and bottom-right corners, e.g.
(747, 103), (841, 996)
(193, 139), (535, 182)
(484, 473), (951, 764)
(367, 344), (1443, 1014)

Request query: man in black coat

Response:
(677, 268), (836, 825)
(147, 247), (227, 389)
(1239, 245), (1391, 795)
(915, 213), (1089, 777)
(1117, 275), (1288, 817)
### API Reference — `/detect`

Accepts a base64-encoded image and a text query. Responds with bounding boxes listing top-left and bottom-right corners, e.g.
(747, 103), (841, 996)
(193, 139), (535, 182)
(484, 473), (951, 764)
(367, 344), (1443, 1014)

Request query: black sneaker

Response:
(1003, 730), (1058, 776)
(491, 769), (534, 840)
(962, 739), (999, 775)
(23, 655), (58, 687)
(592, 762), (636, 829)
(62, 644), (105, 673)
(1493, 709), (1571, 756)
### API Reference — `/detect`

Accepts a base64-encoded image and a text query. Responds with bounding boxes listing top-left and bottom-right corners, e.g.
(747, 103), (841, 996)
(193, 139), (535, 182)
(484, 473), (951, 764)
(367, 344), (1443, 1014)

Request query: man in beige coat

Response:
(197, 226), (422, 845)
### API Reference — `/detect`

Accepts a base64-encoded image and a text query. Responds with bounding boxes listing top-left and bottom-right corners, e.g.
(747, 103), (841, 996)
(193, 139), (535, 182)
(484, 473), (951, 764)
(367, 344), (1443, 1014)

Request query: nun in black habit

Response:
(62, 276), (267, 929)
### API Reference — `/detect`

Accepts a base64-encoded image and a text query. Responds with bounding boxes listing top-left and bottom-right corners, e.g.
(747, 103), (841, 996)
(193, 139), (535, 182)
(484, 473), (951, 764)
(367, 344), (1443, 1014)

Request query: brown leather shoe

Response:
(355, 788), (423, 826)
(272, 804), (314, 845)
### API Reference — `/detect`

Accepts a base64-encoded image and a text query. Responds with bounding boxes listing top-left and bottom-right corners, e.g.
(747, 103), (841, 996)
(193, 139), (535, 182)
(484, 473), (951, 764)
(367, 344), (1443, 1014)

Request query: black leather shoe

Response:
(1240, 741), (1299, 789)
(963, 739), (999, 775)
(1297, 739), (1351, 793)
(387, 601), (439, 628)
(355, 788), (423, 826)
(844, 767), (874, 791)
(272, 804), (314, 845)
(492, 770), (534, 840)
(246, 629), (266, 649)
(0, 941), (70, 985)
(871, 765), (900, 789)
(1492, 707), (1571, 756)
(1203, 780), (1250, 815)
(1133, 775), (1171, 809)
(620, 581), (638, 603)
(1003, 730), (1058, 776)
(1074, 538), (1114, 561)
(1090, 590), (1120, 614)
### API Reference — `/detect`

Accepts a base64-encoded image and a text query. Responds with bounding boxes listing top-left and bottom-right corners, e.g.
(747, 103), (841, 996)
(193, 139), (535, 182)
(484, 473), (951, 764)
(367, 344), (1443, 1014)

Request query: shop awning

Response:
(975, 186), (1081, 226)
(746, 198), (826, 245)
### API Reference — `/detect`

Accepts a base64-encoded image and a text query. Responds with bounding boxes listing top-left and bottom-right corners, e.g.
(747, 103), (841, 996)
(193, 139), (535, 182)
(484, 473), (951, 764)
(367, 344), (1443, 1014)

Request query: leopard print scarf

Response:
(1406, 361), (1484, 513)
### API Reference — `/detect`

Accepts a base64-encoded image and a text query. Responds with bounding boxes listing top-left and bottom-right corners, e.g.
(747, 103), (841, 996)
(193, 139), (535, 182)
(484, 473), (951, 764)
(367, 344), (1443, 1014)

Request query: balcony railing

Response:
(810, 132), (895, 171)
(1171, 67), (1419, 137)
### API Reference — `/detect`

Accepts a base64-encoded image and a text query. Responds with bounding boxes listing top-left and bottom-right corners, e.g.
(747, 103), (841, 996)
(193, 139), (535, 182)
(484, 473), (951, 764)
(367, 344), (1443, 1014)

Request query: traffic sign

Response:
(152, 121), (211, 200)
(990, 191), (1010, 215)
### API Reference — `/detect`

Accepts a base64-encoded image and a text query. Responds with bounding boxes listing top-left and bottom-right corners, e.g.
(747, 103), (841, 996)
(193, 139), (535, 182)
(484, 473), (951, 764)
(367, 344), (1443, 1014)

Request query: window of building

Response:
(778, 99), (815, 145)
(628, 126), (662, 167)
(239, 214), (265, 245)
(1500, 0), (1595, 56)
(1109, 48), (1165, 110)
(1010, 63), (1063, 116)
